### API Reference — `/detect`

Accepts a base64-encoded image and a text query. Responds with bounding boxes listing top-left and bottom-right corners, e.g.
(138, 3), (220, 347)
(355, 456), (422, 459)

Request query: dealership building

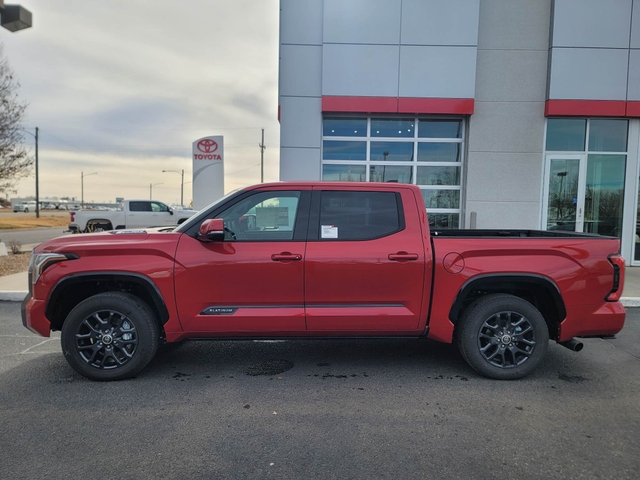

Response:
(278, 0), (640, 265)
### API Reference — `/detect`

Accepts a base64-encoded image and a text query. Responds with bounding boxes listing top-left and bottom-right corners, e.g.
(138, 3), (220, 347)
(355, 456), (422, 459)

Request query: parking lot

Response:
(1, 302), (639, 479)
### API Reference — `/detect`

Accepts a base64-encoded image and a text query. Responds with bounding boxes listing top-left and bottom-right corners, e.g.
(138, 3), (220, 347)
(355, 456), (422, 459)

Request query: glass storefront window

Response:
(417, 166), (461, 186)
(585, 154), (626, 237)
(588, 119), (628, 152)
(323, 118), (367, 137)
(371, 119), (415, 137)
(322, 141), (366, 161)
(417, 143), (460, 162)
(322, 164), (366, 182)
(421, 189), (460, 209)
(429, 213), (460, 230)
(369, 165), (413, 183)
(546, 119), (586, 151)
(418, 120), (462, 138)
(370, 142), (414, 161)
(322, 117), (464, 229)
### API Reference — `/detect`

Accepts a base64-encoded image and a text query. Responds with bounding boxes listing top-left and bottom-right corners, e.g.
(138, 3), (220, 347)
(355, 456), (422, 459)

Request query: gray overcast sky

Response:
(2, 0), (280, 205)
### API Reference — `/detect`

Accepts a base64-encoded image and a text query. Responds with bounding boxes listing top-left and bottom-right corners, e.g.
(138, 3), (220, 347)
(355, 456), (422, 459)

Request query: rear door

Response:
(304, 186), (428, 333)
(127, 201), (155, 228)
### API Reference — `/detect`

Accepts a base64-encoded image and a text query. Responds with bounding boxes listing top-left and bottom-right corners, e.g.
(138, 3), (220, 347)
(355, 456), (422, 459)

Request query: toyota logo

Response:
(197, 139), (218, 153)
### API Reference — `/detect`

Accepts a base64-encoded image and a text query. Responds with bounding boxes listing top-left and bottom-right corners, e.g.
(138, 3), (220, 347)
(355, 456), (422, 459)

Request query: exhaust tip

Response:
(560, 338), (584, 352)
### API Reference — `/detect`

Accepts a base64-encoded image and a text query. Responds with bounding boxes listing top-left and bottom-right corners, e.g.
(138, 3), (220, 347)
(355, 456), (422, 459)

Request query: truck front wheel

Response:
(456, 294), (549, 380)
(60, 292), (160, 381)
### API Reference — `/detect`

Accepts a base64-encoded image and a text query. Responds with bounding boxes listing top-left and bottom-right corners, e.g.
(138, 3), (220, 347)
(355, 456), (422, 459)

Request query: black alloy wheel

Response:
(74, 309), (139, 369)
(457, 294), (549, 380)
(61, 292), (159, 381)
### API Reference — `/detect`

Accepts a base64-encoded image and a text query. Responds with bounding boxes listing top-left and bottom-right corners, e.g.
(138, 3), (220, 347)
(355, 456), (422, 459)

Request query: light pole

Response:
(150, 183), (163, 200)
(21, 127), (39, 217)
(162, 169), (184, 207)
(81, 171), (97, 209)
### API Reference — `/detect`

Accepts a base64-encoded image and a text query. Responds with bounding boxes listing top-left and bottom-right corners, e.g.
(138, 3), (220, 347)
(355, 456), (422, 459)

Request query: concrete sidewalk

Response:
(2, 264), (640, 306)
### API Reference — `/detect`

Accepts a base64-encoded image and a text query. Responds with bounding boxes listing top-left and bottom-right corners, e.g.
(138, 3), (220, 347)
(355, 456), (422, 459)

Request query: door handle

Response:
(388, 252), (419, 261)
(271, 252), (302, 262)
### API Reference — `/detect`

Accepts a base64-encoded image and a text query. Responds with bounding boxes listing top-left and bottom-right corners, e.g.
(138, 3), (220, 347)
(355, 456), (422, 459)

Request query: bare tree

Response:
(0, 45), (31, 195)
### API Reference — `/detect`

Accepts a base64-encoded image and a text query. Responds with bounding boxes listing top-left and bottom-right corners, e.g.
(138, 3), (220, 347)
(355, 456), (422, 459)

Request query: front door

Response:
(174, 190), (309, 334)
(543, 154), (626, 237)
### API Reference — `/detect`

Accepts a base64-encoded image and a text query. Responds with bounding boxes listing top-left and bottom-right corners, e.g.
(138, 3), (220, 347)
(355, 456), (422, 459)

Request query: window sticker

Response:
(321, 225), (338, 239)
(255, 207), (289, 228)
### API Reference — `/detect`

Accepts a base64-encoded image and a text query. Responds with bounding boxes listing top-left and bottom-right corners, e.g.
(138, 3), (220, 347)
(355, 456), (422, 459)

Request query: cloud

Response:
(3, 0), (281, 203)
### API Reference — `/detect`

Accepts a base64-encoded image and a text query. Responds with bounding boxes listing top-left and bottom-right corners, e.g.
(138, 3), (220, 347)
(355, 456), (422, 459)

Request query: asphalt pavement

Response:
(1, 301), (639, 480)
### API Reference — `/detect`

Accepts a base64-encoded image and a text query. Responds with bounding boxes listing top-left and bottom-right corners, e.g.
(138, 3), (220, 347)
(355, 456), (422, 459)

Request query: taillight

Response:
(70, 212), (75, 222)
(606, 254), (625, 301)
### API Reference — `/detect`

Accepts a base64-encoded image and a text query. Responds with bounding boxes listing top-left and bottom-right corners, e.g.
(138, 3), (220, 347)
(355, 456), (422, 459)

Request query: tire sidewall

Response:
(61, 292), (159, 381)
(457, 294), (549, 380)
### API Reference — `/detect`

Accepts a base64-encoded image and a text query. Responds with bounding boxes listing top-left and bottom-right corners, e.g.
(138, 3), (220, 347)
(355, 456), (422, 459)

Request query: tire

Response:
(86, 220), (113, 233)
(456, 294), (549, 380)
(61, 292), (160, 381)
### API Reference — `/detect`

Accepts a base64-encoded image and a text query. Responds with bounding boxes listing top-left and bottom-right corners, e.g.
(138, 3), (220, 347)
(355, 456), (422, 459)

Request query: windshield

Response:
(175, 188), (242, 233)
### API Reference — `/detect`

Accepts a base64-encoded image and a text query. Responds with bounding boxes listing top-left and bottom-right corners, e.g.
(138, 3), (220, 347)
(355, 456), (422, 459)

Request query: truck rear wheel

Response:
(456, 294), (549, 380)
(86, 220), (113, 233)
(60, 292), (159, 381)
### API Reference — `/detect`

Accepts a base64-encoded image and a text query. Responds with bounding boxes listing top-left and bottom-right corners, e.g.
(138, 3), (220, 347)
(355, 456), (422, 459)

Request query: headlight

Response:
(28, 252), (77, 285)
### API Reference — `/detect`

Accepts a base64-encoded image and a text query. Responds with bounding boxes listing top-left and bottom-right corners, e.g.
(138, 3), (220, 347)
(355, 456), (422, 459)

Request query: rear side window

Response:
(129, 201), (151, 212)
(319, 191), (401, 240)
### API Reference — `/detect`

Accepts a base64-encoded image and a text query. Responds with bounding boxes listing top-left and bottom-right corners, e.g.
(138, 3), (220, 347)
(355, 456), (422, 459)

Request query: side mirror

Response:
(168, 207), (174, 215)
(198, 218), (225, 242)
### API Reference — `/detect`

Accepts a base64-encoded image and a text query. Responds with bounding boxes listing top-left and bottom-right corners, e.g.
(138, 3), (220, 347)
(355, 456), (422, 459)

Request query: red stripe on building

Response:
(544, 100), (626, 117)
(626, 102), (640, 117)
(321, 96), (474, 115)
(398, 97), (474, 115)
(322, 96), (398, 113)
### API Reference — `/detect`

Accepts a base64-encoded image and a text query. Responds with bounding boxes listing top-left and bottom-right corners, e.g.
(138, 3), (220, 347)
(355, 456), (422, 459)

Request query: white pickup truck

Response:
(68, 200), (197, 233)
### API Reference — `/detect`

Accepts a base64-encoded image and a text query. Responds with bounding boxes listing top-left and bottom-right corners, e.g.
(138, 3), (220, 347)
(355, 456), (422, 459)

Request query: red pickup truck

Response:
(22, 182), (626, 381)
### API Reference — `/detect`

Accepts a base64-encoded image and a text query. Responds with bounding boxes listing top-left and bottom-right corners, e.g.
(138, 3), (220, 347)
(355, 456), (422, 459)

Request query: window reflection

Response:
(323, 141), (366, 161)
(322, 164), (366, 182)
(585, 154), (625, 237)
(370, 142), (413, 161)
(323, 118), (367, 137)
(418, 120), (462, 138)
(588, 119), (628, 152)
(371, 119), (415, 137)
(369, 165), (413, 183)
(417, 143), (460, 162)
(417, 166), (460, 185)
(546, 119), (586, 151)
(421, 189), (460, 209)
(429, 213), (459, 230)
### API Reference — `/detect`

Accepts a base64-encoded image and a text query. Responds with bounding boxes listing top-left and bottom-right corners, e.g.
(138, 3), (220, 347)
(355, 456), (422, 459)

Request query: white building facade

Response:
(278, 0), (640, 265)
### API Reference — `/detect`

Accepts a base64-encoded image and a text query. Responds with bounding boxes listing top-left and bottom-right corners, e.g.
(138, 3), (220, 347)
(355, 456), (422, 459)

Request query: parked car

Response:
(13, 201), (37, 213)
(23, 182), (625, 381)
(67, 200), (197, 233)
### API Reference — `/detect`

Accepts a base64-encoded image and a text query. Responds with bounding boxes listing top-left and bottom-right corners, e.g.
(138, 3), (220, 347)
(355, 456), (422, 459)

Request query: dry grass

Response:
(0, 215), (69, 230)
(0, 252), (30, 276)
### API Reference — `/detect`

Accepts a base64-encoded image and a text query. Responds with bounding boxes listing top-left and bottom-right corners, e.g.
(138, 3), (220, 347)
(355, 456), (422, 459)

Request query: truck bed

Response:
(431, 229), (614, 239)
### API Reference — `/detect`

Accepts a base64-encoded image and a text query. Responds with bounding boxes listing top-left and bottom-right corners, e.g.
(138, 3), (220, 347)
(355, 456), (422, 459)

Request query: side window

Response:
(217, 191), (301, 241)
(129, 201), (151, 212)
(319, 191), (401, 240)
(151, 202), (168, 212)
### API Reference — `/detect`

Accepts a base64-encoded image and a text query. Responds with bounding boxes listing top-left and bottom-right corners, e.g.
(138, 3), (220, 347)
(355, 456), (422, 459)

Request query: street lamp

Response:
(21, 127), (39, 218)
(81, 171), (97, 208)
(0, 3), (33, 32)
(162, 169), (184, 207)
(150, 183), (162, 200)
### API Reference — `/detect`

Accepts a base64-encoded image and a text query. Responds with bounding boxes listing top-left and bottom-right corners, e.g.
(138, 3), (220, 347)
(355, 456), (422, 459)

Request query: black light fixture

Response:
(1, 3), (33, 32)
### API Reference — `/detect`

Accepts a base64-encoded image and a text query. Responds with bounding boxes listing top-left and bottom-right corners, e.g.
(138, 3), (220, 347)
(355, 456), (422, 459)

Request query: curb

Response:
(0, 291), (27, 302)
(621, 297), (640, 307)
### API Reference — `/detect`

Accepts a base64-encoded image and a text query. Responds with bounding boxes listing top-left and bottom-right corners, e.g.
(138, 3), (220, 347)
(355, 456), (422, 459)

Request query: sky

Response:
(1, 0), (280, 205)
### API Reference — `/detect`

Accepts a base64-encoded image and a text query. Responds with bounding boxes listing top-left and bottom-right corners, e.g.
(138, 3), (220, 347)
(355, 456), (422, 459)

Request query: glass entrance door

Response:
(544, 154), (626, 237)
(544, 155), (584, 233)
